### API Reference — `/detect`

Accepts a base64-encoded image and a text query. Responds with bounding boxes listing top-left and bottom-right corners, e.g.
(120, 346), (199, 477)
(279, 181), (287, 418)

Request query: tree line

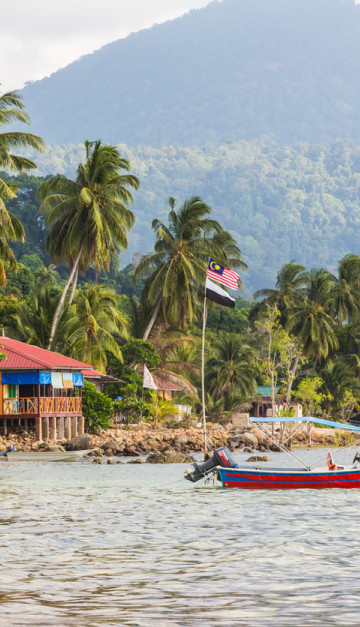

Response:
(1, 89), (360, 428)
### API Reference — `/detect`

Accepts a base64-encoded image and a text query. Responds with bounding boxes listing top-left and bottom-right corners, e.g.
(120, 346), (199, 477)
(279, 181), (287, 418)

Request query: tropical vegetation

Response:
(3, 88), (360, 429)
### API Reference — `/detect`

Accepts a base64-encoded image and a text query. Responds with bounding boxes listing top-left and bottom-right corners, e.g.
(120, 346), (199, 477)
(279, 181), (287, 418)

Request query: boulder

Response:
(246, 455), (270, 462)
(66, 434), (93, 451)
(173, 436), (188, 446)
(100, 439), (122, 453)
(242, 432), (259, 449)
(251, 429), (266, 445)
(146, 450), (194, 464)
(271, 444), (281, 452)
(43, 444), (65, 452)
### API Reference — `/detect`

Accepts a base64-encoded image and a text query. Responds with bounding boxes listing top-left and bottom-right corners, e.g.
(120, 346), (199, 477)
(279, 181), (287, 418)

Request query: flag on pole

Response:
(205, 277), (235, 308)
(143, 365), (158, 390)
(206, 258), (240, 290)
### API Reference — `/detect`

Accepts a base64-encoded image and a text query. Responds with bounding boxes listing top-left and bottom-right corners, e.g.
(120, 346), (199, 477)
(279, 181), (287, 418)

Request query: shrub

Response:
(82, 381), (113, 432)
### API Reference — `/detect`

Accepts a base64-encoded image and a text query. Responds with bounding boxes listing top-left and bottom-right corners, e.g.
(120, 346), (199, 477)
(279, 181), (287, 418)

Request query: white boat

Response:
(0, 449), (95, 462)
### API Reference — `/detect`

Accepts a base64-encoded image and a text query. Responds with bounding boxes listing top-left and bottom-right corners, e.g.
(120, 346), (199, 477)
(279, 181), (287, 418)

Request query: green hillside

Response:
(20, 0), (360, 146)
(9, 139), (360, 294)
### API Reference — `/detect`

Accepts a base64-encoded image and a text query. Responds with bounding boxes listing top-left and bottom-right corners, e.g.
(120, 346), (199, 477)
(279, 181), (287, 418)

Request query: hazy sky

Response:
(2, 0), (213, 93)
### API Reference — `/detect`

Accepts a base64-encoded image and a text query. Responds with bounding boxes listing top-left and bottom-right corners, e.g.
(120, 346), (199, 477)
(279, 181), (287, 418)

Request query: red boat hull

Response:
(218, 467), (360, 489)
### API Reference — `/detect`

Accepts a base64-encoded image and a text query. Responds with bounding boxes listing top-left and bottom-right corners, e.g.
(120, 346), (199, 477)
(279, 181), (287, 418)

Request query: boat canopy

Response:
(250, 416), (360, 432)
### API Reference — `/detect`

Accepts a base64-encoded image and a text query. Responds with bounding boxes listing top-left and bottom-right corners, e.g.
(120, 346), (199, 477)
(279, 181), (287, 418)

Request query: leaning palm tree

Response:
(0, 90), (44, 283)
(135, 196), (246, 337)
(38, 140), (139, 348)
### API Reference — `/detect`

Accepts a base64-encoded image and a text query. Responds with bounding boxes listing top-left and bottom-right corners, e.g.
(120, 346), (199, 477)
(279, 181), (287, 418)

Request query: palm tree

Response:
(287, 301), (338, 362)
(67, 284), (129, 372)
(285, 268), (338, 363)
(0, 90), (44, 283)
(9, 286), (74, 351)
(38, 140), (139, 348)
(135, 196), (246, 337)
(332, 254), (360, 326)
(254, 261), (308, 311)
(305, 268), (335, 306)
(320, 359), (360, 419)
(148, 392), (178, 426)
(205, 333), (257, 410)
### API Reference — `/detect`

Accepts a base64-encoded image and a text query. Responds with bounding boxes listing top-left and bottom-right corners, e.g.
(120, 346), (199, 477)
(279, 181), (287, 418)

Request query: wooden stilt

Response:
(49, 416), (56, 440)
(64, 417), (71, 440)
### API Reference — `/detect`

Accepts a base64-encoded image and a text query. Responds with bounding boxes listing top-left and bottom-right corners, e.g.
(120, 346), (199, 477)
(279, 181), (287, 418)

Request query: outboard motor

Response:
(185, 446), (238, 482)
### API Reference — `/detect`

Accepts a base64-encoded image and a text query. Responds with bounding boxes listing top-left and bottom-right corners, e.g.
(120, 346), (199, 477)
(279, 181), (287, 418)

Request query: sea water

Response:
(0, 449), (360, 626)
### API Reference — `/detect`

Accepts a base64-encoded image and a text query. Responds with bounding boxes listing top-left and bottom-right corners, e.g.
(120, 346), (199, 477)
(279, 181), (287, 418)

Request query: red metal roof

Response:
(82, 369), (123, 384)
(153, 375), (183, 391)
(82, 369), (104, 377)
(0, 337), (94, 371)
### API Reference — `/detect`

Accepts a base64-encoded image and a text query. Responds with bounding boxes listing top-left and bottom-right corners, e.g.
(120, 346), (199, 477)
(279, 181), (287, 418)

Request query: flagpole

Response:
(201, 293), (208, 461)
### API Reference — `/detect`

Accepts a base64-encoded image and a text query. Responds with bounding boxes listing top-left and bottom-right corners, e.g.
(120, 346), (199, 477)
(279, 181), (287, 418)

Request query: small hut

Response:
(0, 337), (106, 440)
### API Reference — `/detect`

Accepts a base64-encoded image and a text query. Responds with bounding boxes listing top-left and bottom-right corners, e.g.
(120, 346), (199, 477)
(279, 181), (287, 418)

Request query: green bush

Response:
(82, 381), (114, 432)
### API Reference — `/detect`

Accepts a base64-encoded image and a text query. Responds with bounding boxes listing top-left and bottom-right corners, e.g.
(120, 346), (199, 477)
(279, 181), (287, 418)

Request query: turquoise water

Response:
(1, 449), (360, 626)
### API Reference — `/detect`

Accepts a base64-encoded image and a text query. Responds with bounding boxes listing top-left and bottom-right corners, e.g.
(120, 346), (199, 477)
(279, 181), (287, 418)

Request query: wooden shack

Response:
(0, 337), (99, 441)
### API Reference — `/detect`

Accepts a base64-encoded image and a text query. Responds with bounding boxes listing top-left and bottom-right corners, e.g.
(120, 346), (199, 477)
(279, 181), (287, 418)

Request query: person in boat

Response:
(327, 452), (346, 471)
(0, 444), (16, 457)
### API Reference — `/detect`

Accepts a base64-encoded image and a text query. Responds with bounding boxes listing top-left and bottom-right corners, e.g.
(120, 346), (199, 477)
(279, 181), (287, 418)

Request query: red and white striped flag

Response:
(206, 259), (240, 290)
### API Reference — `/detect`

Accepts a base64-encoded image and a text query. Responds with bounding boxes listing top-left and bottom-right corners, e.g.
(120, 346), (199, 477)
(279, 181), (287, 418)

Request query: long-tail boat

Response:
(185, 417), (360, 489)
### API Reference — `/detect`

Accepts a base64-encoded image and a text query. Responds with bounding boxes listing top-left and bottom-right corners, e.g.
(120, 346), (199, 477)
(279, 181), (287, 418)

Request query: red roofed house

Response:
(152, 375), (183, 400)
(0, 337), (97, 441)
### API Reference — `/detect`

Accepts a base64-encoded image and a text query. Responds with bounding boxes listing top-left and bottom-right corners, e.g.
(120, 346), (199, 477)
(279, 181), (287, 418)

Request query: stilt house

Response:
(0, 337), (101, 441)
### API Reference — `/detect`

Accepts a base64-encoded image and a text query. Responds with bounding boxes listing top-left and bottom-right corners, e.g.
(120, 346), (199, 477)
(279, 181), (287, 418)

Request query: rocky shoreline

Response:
(0, 423), (355, 463)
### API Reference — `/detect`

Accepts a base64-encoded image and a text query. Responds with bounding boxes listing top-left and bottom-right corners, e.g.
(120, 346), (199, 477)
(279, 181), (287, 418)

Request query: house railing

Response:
(2, 397), (82, 415)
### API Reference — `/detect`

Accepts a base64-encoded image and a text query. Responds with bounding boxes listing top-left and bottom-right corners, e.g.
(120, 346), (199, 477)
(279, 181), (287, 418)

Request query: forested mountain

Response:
(8, 139), (360, 294)
(20, 0), (360, 146)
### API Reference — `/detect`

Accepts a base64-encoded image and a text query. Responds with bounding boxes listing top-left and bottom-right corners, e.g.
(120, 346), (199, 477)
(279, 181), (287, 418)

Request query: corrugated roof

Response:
(82, 369), (124, 383)
(0, 337), (94, 371)
(153, 375), (183, 391)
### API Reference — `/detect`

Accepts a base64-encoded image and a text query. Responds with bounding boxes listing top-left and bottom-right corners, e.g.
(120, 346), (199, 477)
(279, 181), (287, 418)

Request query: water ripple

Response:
(1, 453), (360, 625)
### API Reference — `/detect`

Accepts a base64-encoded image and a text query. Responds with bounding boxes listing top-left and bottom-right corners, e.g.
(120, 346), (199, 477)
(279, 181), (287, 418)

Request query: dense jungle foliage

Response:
(3, 76), (360, 430)
(9, 139), (360, 293)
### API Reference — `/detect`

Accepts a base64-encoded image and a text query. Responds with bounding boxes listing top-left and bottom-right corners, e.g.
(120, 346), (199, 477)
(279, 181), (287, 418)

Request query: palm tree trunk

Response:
(142, 297), (162, 341)
(47, 248), (82, 350)
(67, 265), (79, 305)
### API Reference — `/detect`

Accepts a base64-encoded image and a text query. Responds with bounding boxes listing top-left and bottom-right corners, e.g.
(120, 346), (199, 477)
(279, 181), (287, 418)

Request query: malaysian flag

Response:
(206, 259), (240, 290)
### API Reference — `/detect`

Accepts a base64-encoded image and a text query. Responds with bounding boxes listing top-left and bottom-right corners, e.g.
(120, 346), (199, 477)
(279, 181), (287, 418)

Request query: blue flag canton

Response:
(208, 259), (224, 275)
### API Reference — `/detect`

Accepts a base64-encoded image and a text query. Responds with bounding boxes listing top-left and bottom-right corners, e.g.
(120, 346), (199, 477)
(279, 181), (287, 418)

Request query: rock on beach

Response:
(0, 423), (351, 457)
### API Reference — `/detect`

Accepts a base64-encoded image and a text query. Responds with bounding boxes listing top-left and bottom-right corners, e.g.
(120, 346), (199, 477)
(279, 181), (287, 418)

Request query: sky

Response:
(2, 0), (213, 93)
